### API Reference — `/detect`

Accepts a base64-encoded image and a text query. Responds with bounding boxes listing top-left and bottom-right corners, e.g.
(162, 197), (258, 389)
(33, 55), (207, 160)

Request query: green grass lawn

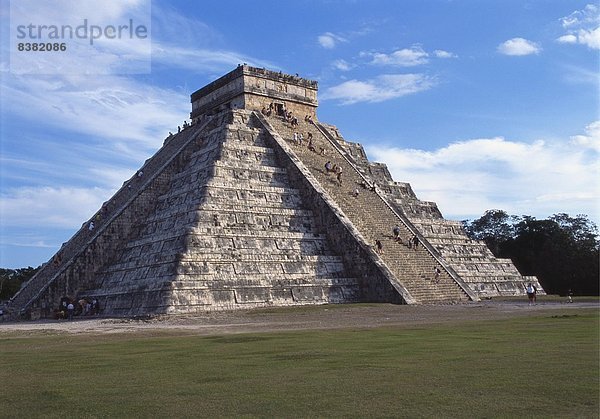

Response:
(1, 309), (598, 418)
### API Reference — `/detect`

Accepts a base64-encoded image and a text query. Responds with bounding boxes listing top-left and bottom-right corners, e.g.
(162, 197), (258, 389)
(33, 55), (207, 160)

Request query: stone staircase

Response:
(260, 114), (474, 304)
(320, 131), (544, 298)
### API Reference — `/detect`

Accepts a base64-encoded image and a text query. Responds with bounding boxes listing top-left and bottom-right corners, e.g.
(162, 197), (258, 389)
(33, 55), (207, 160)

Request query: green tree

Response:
(462, 209), (517, 256)
(549, 213), (599, 250)
(464, 212), (599, 296)
(0, 267), (40, 301)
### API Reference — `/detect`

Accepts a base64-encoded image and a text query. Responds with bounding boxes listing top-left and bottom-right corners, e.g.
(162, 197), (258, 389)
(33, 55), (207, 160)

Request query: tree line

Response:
(463, 211), (599, 296)
(0, 267), (39, 301)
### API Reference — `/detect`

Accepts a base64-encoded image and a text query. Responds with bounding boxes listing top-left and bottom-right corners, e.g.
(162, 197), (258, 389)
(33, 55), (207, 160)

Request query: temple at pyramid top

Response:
(3, 66), (543, 320)
(190, 65), (318, 120)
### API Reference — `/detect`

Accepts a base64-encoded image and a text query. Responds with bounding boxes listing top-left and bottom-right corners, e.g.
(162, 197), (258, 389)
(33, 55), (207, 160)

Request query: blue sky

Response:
(1, 0), (598, 269)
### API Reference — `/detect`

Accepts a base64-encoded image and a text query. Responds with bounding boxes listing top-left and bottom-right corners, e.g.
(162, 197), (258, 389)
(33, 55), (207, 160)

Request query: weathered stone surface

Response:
(5, 65), (542, 320)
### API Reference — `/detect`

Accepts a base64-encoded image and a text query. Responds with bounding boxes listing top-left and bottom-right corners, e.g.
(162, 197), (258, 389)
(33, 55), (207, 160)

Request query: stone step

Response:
(205, 180), (301, 194)
(3, 121), (216, 316)
(172, 276), (362, 287)
(185, 139), (278, 169)
(186, 226), (327, 239)
(221, 141), (275, 155)
(154, 195), (312, 213)
(123, 225), (330, 249)
(212, 159), (287, 174)
(85, 275), (362, 296)
(156, 182), (305, 206)
(143, 206), (316, 227)
(198, 203), (315, 217)
(180, 253), (346, 262)
(100, 259), (350, 277)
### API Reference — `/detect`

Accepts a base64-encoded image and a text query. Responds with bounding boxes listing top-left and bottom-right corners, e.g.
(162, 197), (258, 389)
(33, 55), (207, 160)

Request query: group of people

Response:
(324, 161), (343, 185)
(374, 228), (421, 255)
(167, 117), (203, 142)
(292, 131), (322, 155)
(293, 132), (308, 146)
(261, 101), (315, 127)
(376, 227), (444, 282)
(392, 225), (420, 250)
(56, 297), (100, 320)
(85, 200), (113, 235)
(288, 113), (299, 126)
(359, 180), (377, 192)
(270, 107), (300, 125)
(176, 119), (194, 134)
(266, 103), (325, 156)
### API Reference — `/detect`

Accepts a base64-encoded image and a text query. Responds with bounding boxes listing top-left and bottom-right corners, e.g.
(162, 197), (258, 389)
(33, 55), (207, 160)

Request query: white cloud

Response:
(557, 4), (600, 50)
(0, 0), (272, 150)
(316, 25), (373, 50)
(557, 34), (578, 44)
(368, 46), (429, 67)
(321, 74), (437, 104)
(570, 120), (600, 152)
(8, 0), (152, 75)
(151, 44), (275, 72)
(433, 50), (458, 59)
(151, 3), (222, 47)
(149, 3), (276, 71)
(11, 0), (146, 23)
(1, 74), (188, 148)
(5, 0), (272, 75)
(560, 4), (600, 28)
(557, 27), (600, 49)
(497, 38), (541, 56)
(331, 59), (353, 71)
(576, 27), (600, 49)
(366, 127), (599, 222)
(318, 32), (347, 49)
(1, 239), (56, 249)
(360, 46), (458, 67)
(0, 186), (112, 228)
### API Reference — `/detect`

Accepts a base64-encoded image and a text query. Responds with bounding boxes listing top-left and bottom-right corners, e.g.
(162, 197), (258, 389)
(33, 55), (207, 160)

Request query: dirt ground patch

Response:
(1, 300), (598, 337)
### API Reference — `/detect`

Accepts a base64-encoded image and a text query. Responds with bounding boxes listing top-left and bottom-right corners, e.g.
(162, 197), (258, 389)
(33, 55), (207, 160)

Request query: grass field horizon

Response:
(1, 306), (598, 418)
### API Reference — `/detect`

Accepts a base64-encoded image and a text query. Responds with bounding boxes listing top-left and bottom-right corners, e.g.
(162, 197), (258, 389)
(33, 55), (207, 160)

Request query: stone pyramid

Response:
(6, 66), (542, 320)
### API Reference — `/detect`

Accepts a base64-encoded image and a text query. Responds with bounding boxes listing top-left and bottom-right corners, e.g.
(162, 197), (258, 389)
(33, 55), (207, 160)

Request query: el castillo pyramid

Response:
(6, 65), (543, 319)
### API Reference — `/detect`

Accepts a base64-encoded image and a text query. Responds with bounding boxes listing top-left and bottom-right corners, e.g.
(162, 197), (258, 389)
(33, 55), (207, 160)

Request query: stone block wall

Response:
(191, 65), (317, 121)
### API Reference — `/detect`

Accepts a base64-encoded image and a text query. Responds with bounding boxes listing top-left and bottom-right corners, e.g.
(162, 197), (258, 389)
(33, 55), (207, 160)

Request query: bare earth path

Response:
(1, 300), (597, 337)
